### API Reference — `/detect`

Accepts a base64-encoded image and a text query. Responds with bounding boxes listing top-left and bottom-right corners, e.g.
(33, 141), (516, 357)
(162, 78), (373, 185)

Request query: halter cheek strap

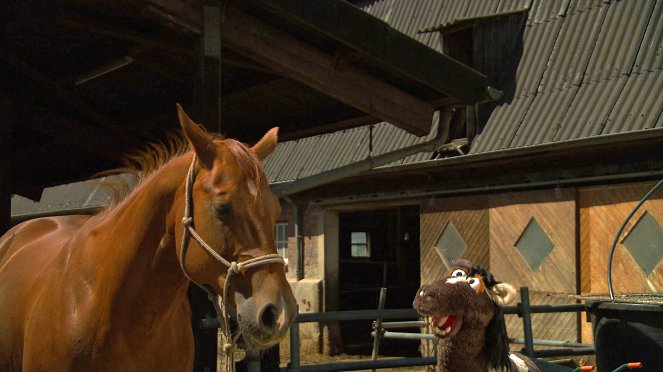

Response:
(178, 155), (286, 372)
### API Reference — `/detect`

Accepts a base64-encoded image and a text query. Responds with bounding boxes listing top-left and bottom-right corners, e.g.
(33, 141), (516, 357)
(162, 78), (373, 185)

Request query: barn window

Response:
(275, 222), (288, 262)
(515, 217), (554, 271)
(435, 221), (467, 265)
(350, 231), (371, 258)
(622, 211), (663, 275)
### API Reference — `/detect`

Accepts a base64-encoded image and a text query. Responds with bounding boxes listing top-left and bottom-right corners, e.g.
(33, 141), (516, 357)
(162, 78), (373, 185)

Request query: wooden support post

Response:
(0, 99), (13, 234)
(195, 0), (223, 134)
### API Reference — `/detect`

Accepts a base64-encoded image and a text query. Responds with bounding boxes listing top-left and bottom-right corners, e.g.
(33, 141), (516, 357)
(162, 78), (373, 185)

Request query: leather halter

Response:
(179, 155), (286, 371)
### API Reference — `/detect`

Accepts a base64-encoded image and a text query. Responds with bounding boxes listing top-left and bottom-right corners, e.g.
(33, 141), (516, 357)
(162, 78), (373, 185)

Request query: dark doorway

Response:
(338, 205), (421, 356)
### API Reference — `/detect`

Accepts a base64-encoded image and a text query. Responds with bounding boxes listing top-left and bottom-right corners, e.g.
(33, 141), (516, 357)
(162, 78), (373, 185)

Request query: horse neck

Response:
(85, 153), (193, 313)
(439, 326), (489, 371)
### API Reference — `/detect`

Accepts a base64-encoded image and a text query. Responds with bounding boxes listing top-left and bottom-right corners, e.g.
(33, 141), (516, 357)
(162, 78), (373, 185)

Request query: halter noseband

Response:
(178, 155), (286, 372)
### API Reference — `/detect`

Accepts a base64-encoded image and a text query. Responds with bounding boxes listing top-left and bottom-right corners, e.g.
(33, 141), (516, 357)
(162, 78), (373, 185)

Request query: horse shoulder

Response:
(0, 215), (93, 370)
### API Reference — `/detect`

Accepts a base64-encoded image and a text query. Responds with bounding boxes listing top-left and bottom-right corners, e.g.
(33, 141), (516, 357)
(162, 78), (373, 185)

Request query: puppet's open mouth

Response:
(431, 315), (459, 338)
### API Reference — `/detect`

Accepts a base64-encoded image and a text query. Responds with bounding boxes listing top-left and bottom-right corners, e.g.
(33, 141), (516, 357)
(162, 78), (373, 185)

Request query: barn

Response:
(250, 0), (663, 359)
(5, 0), (663, 369)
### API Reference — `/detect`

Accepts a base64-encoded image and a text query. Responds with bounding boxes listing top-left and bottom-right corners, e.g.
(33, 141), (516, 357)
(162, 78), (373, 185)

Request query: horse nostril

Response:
(259, 304), (278, 331)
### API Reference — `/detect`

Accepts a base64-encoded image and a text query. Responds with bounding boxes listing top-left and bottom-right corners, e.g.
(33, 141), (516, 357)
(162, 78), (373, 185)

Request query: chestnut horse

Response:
(0, 105), (297, 371)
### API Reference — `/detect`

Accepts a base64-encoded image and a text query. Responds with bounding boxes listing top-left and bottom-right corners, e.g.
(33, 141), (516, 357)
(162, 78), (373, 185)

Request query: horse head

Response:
(174, 104), (296, 349)
(413, 260), (518, 370)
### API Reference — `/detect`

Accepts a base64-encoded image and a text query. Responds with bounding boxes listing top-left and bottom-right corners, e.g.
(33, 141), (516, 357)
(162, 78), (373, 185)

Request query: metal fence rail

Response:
(284, 286), (593, 371)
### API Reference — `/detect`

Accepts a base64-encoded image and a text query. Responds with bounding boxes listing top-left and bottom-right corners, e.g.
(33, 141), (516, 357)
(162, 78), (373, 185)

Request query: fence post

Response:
(245, 350), (261, 372)
(371, 288), (387, 371)
(519, 287), (535, 358)
(288, 305), (300, 371)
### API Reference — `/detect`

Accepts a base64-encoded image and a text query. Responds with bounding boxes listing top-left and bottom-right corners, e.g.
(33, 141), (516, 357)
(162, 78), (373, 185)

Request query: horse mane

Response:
(93, 131), (191, 211)
(485, 306), (512, 371)
(95, 130), (267, 211)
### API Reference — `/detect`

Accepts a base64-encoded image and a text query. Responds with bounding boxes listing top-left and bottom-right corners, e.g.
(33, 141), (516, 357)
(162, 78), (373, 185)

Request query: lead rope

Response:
(179, 155), (286, 372)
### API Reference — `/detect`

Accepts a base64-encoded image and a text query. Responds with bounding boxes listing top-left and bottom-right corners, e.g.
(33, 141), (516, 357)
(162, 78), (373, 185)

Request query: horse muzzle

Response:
(236, 294), (296, 349)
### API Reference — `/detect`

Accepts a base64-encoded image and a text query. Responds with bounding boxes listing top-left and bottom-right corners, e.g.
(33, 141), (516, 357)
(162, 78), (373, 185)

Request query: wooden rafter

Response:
(145, 0), (437, 135)
(219, 5), (435, 135)
(17, 103), (126, 162)
(55, 14), (194, 56)
(0, 48), (142, 150)
(255, 0), (493, 104)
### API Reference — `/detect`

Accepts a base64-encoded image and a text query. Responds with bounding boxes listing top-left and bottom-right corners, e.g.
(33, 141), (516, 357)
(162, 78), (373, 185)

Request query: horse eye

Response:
(214, 203), (232, 218)
(451, 269), (466, 278)
(468, 277), (481, 291)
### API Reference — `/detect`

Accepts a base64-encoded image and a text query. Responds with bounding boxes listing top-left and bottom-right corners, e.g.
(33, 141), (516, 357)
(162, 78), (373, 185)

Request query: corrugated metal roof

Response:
(465, 1), (500, 18)
(358, 0), (470, 51)
(603, 69), (663, 134)
(471, 0), (662, 154)
(553, 76), (628, 141)
(263, 139), (298, 183)
(633, 0), (663, 72)
(514, 18), (563, 98)
(538, 2), (609, 92)
(11, 174), (136, 216)
(584, 0), (656, 82)
(511, 87), (579, 147)
(470, 95), (535, 153)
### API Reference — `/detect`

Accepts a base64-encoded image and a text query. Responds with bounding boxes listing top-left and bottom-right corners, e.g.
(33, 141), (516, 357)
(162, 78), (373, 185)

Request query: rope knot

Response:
(222, 342), (233, 355)
(182, 216), (193, 227)
(229, 261), (240, 275)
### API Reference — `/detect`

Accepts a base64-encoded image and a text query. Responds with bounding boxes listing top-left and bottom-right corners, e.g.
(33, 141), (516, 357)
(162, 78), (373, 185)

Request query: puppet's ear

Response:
(487, 282), (517, 307)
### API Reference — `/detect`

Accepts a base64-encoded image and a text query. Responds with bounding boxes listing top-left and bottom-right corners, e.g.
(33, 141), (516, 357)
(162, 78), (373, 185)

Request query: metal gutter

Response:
(270, 108), (453, 197)
(313, 169), (663, 207)
(364, 128), (663, 176)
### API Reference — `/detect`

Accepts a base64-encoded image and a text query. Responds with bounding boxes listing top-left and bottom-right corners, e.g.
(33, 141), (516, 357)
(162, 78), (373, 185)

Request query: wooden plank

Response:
(489, 189), (576, 293)
(0, 48), (142, 149)
(219, 5), (435, 135)
(420, 196), (489, 283)
(578, 182), (663, 295)
(253, 0), (492, 104)
(578, 182), (663, 343)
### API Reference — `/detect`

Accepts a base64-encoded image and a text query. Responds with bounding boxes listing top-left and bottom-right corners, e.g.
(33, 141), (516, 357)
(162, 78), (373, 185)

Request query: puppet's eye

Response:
(468, 277), (481, 291)
(451, 269), (466, 278)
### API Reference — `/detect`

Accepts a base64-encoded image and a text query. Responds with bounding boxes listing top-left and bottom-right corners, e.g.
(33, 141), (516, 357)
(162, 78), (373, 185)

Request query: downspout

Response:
(271, 108), (454, 197)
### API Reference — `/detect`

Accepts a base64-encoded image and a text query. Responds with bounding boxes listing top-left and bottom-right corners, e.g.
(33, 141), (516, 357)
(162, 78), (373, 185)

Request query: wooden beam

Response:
(279, 114), (379, 141)
(253, 0), (492, 104)
(17, 103), (126, 162)
(220, 5), (435, 135)
(0, 48), (142, 149)
(55, 13), (194, 56)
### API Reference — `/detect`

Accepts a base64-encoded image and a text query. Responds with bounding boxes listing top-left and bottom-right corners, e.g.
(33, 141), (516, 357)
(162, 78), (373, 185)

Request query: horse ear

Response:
(487, 282), (518, 307)
(251, 127), (278, 161)
(176, 103), (216, 169)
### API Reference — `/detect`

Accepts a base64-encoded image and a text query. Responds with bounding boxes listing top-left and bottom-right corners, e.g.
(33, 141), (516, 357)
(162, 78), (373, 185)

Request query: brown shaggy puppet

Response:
(413, 260), (540, 372)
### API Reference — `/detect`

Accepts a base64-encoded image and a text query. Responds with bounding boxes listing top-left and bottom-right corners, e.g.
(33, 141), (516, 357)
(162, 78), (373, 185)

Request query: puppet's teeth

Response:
(444, 326), (451, 334)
